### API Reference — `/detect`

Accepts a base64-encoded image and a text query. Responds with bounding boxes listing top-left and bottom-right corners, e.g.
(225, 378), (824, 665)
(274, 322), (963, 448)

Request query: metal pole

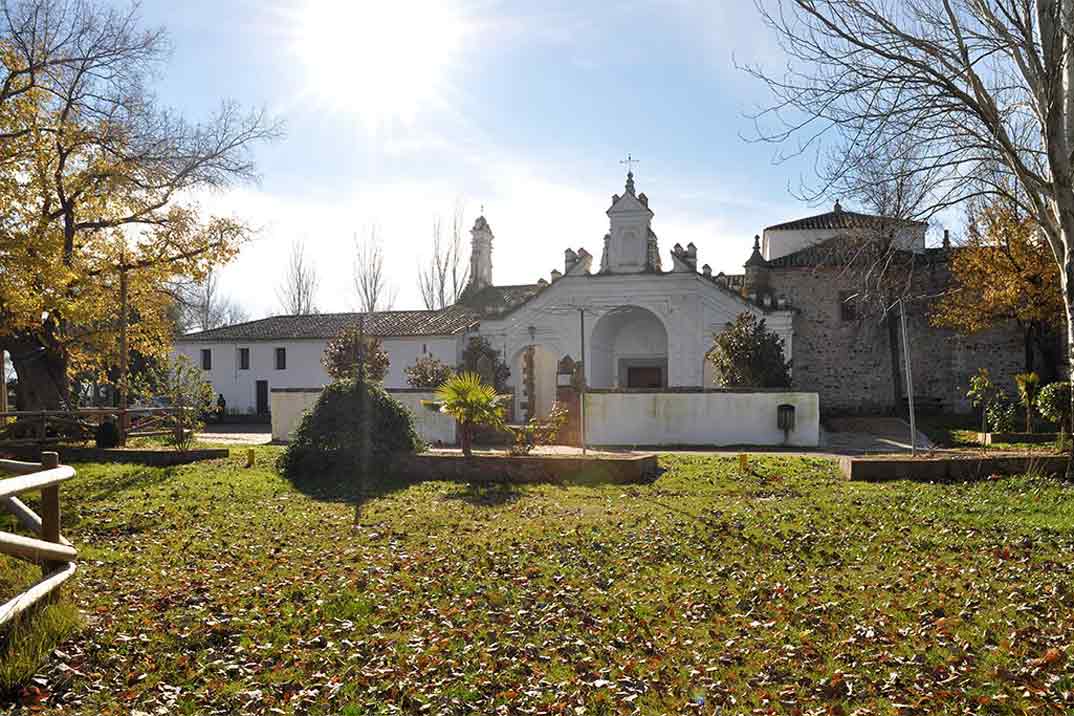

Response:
(899, 298), (917, 456)
(579, 307), (586, 455)
(119, 266), (129, 446)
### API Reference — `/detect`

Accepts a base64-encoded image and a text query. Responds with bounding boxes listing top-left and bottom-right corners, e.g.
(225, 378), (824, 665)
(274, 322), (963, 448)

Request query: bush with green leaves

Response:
(985, 400), (1018, 433)
(706, 312), (792, 388)
(276, 372), (420, 491)
(321, 325), (390, 382)
(459, 337), (510, 392)
(133, 354), (213, 452)
(1037, 381), (1071, 434)
(966, 368), (1006, 433)
(405, 355), (454, 389)
(510, 402), (569, 456)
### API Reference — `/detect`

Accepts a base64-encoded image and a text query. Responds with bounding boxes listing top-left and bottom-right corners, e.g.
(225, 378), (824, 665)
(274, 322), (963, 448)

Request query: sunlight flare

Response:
(290, 0), (469, 128)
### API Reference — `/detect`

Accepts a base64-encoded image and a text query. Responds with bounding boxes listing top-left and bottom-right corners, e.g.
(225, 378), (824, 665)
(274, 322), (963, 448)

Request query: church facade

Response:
(175, 171), (1029, 420)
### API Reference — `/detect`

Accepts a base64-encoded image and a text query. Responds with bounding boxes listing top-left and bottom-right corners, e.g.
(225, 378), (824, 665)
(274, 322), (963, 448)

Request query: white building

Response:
(175, 170), (801, 419)
(172, 311), (474, 414)
(171, 172), (850, 448)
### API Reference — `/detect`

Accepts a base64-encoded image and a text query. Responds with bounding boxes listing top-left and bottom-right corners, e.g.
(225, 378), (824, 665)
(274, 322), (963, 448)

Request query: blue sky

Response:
(140, 0), (849, 317)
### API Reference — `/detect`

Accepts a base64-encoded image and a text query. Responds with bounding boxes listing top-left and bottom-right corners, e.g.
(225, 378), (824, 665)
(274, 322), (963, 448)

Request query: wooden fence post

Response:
(39, 451), (61, 578)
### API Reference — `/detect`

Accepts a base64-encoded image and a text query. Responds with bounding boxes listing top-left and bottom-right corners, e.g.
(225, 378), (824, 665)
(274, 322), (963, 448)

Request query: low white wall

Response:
(271, 389), (321, 442)
(389, 391), (457, 446)
(270, 388), (456, 446)
(584, 390), (820, 447)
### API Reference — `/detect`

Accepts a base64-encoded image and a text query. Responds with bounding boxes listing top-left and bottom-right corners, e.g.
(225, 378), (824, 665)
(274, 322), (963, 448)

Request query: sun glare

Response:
(291, 0), (468, 128)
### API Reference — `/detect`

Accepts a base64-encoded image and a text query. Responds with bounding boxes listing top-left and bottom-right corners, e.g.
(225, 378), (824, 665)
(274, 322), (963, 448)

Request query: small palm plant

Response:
(435, 372), (506, 457)
(1014, 372), (1041, 433)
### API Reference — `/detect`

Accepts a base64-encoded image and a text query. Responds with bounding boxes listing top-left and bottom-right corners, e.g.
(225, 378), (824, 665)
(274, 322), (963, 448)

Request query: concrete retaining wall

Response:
(583, 389), (820, 447)
(840, 454), (1068, 482)
(270, 387), (456, 446)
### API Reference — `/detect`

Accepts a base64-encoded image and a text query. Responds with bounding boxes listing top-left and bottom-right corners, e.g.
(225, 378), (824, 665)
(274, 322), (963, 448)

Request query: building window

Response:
(238, 348), (250, 370)
(200, 349), (212, 370)
(839, 291), (858, 322)
(275, 347), (286, 370)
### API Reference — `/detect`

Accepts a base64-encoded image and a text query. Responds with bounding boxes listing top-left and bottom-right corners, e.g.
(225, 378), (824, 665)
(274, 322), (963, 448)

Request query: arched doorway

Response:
(589, 306), (668, 389)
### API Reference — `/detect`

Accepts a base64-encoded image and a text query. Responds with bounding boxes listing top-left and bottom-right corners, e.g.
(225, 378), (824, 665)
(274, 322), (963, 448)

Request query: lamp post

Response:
(578, 307), (587, 455)
(899, 298), (917, 456)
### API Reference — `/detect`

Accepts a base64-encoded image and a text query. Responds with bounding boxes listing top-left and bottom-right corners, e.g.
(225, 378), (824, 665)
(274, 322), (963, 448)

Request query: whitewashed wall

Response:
(175, 335), (461, 413)
(762, 224), (926, 262)
(389, 391), (457, 446)
(584, 390), (820, 447)
(270, 387), (456, 445)
(270, 389), (320, 441)
(478, 273), (792, 415)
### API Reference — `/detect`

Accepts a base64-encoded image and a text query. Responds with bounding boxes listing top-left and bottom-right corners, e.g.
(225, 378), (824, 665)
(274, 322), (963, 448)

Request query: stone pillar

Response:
(555, 356), (582, 447)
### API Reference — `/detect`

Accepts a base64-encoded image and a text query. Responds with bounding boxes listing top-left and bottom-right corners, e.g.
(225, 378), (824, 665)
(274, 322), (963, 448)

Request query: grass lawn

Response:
(1, 448), (1073, 714)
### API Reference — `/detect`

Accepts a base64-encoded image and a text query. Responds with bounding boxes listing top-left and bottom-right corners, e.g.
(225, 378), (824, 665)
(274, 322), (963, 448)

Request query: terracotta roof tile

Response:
(176, 307), (478, 342)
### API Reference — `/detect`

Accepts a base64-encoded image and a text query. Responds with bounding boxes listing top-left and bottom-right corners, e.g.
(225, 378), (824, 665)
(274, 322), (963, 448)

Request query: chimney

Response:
(469, 216), (494, 289)
(942, 229), (951, 249)
(702, 264), (712, 277)
(564, 248), (578, 273)
(550, 268), (562, 282)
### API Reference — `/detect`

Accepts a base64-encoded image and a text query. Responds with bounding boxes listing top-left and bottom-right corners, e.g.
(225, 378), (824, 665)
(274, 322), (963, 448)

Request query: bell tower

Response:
(604, 166), (655, 273)
(469, 215), (494, 289)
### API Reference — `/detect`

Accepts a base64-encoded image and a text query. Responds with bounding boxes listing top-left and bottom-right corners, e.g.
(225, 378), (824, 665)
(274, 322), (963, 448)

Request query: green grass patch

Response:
(0, 448), (1072, 713)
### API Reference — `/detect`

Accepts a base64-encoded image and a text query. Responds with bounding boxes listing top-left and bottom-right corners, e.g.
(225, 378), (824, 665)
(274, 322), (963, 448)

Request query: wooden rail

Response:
(0, 406), (190, 448)
(0, 452), (77, 627)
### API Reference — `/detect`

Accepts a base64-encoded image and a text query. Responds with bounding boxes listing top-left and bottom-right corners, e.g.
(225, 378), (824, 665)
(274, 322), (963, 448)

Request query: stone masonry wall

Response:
(768, 260), (1027, 415)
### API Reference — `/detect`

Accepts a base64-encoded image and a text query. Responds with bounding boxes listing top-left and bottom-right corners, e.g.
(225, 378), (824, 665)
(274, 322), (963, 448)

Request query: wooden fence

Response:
(0, 407), (188, 448)
(0, 452), (77, 627)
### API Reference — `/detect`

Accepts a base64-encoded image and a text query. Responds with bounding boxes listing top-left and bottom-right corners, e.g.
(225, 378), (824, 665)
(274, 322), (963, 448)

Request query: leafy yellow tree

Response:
(0, 2), (279, 410)
(931, 199), (1064, 379)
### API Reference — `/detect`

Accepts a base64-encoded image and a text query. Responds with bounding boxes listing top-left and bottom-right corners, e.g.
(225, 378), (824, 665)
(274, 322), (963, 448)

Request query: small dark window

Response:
(275, 347), (286, 370)
(238, 348), (250, 370)
(839, 291), (858, 322)
(200, 349), (212, 371)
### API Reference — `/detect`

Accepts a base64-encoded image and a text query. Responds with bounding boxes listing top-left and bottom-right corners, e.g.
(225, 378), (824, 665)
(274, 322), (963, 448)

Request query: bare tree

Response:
(746, 0), (1074, 470)
(353, 227), (397, 313)
(172, 272), (250, 332)
(418, 208), (469, 309)
(276, 240), (319, 315)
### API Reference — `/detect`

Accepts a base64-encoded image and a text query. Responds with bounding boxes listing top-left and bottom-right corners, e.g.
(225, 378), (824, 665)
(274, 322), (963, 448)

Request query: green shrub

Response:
(276, 374), (420, 491)
(966, 368), (1005, 433)
(706, 312), (792, 388)
(405, 355), (454, 389)
(510, 402), (569, 456)
(985, 400), (1018, 433)
(1037, 381), (1071, 433)
(322, 325), (390, 382)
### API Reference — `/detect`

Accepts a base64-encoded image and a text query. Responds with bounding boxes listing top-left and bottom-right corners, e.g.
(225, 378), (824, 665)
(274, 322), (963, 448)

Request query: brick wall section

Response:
(767, 259), (1027, 415)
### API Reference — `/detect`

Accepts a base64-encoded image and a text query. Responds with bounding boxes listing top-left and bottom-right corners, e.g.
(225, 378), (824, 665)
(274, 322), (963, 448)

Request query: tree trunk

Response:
(0, 333), (70, 411)
(1065, 290), (1074, 477)
(460, 423), (473, 458)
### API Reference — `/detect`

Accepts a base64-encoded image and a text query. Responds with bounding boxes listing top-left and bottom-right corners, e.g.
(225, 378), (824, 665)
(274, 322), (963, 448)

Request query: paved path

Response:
(821, 416), (932, 454)
(196, 424), (272, 445)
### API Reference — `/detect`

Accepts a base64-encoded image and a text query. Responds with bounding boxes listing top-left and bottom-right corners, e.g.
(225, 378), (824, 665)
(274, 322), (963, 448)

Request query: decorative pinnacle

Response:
(620, 154), (639, 195)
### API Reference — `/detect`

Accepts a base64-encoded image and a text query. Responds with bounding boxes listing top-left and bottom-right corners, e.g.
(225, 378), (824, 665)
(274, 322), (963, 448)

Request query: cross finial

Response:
(620, 154), (639, 195)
